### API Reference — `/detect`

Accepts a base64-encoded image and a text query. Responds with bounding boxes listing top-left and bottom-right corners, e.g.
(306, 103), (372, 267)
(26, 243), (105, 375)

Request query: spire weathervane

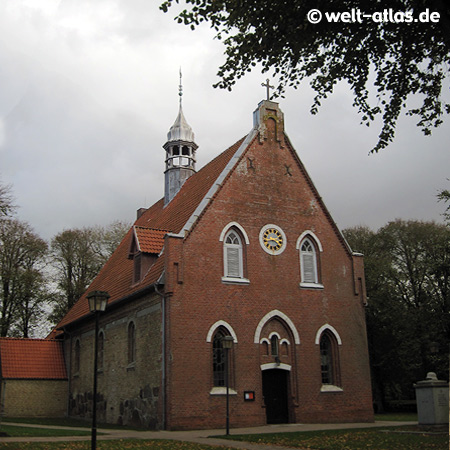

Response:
(179, 68), (183, 106)
(261, 78), (274, 101)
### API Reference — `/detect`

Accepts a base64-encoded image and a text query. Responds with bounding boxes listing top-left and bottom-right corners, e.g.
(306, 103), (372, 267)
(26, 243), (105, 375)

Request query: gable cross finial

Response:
(261, 78), (274, 101)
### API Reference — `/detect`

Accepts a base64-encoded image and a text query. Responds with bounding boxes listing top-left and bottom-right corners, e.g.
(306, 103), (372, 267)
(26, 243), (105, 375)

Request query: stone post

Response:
(414, 372), (449, 425)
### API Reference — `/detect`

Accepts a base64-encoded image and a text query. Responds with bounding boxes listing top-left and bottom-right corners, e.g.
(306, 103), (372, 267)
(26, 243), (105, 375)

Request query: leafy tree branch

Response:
(161, 0), (450, 152)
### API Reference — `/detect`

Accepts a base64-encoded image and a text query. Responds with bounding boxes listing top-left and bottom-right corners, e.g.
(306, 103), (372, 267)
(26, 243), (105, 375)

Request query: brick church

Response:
(50, 90), (374, 430)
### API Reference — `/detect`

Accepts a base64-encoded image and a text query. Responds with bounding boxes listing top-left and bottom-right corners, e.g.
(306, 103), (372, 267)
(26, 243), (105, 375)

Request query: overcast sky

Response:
(1, 0), (449, 241)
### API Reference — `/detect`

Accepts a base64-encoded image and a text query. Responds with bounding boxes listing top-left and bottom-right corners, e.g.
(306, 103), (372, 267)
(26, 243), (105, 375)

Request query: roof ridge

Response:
(134, 226), (170, 232)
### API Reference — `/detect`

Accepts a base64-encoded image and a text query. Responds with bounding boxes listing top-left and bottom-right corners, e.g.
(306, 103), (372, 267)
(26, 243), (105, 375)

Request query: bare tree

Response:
(0, 181), (16, 217)
(0, 218), (47, 337)
(49, 221), (130, 323)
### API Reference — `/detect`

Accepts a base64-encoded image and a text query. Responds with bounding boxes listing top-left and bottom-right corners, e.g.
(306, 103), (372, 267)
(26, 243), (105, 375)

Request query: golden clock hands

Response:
(266, 237), (281, 244)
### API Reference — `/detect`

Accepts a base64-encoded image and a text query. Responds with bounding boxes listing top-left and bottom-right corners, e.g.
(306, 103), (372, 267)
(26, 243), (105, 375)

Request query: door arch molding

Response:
(261, 363), (291, 371)
(254, 310), (300, 344)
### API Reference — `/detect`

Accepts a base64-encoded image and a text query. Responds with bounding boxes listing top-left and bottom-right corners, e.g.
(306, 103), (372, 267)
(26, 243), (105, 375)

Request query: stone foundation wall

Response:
(70, 384), (159, 428)
(118, 384), (159, 428)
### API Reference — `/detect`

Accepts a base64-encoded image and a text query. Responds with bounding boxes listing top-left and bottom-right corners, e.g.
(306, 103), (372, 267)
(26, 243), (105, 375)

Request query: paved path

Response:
(0, 420), (418, 449)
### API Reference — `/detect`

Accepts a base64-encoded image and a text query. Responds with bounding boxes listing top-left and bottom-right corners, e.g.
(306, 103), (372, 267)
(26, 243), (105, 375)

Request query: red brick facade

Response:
(58, 99), (373, 430)
(162, 101), (373, 429)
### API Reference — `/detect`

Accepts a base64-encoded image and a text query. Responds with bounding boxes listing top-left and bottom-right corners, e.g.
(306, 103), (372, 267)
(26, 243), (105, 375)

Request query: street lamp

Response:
(222, 335), (234, 436)
(87, 290), (110, 450)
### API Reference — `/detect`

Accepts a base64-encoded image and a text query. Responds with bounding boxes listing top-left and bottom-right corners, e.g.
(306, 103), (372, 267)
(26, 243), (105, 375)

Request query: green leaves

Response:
(161, 0), (450, 153)
(344, 220), (450, 404)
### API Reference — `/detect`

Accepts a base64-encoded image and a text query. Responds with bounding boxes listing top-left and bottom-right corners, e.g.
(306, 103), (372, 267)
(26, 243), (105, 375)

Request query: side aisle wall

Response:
(65, 292), (162, 429)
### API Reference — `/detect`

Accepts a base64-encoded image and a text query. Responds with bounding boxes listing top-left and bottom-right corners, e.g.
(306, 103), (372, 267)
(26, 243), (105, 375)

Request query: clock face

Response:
(263, 228), (283, 251)
(260, 224), (286, 255)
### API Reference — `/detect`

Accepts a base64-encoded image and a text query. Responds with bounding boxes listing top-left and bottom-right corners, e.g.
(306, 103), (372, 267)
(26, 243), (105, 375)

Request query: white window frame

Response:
(296, 232), (324, 289)
(301, 238), (318, 283)
(224, 230), (243, 278)
(220, 223), (250, 285)
(318, 330), (343, 392)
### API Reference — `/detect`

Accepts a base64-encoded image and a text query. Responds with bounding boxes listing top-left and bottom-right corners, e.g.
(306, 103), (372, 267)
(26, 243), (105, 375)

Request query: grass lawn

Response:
(1, 417), (132, 430)
(0, 424), (91, 438)
(0, 413), (446, 450)
(2, 417), (91, 428)
(374, 412), (418, 422)
(218, 426), (449, 450)
(0, 441), (231, 450)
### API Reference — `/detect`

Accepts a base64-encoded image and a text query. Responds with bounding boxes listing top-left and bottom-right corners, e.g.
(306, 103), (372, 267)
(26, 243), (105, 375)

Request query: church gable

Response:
(183, 100), (352, 265)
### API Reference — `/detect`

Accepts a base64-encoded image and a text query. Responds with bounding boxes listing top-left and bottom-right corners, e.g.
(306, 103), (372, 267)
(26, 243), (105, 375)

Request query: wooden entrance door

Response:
(262, 369), (289, 424)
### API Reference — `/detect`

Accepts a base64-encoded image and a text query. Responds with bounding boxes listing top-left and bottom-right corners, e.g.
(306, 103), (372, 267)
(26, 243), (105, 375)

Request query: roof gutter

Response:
(181, 128), (258, 237)
(57, 283), (158, 331)
(153, 279), (167, 430)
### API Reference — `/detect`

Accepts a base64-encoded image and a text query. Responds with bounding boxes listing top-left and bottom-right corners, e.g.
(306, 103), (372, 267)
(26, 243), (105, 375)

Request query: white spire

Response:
(163, 70), (198, 206)
(166, 69), (195, 143)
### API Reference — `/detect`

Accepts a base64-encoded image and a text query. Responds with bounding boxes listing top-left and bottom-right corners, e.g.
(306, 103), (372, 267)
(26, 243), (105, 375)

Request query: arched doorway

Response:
(262, 368), (290, 424)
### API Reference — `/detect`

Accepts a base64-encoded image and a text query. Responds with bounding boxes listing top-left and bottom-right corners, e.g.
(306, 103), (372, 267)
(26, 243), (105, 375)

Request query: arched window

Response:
(128, 322), (136, 365)
(300, 238), (318, 284)
(98, 331), (104, 371)
(212, 329), (227, 387)
(74, 339), (81, 374)
(319, 332), (340, 387)
(270, 335), (279, 356)
(212, 328), (235, 388)
(224, 229), (243, 279)
(220, 223), (250, 284)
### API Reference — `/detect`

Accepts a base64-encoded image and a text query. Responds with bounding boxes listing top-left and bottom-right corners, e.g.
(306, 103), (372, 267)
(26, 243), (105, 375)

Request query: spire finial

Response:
(179, 68), (183, 106)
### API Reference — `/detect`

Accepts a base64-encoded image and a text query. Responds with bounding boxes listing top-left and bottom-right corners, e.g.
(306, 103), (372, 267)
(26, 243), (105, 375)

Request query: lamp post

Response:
(222, 335), (234, 436)
(87, 290), (109, 450)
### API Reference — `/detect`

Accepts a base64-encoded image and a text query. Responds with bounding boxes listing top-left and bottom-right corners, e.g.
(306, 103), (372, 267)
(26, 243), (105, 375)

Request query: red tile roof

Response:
(134, 227), (167, 254)
(0, 338), (67, 379)
(56, 137), (246, 330)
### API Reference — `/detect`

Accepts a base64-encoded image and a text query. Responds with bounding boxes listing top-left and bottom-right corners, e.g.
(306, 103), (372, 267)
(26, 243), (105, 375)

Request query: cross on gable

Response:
(261, 78), (274, 101)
